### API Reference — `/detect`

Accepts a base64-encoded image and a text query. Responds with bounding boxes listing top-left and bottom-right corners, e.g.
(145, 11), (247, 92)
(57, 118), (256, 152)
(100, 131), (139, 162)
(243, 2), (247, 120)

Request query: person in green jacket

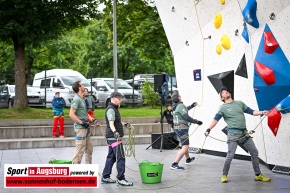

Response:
(170, 90), (203, 170)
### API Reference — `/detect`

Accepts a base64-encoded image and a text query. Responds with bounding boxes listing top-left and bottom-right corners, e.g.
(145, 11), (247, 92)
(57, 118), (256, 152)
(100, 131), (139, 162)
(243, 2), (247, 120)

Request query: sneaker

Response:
(60, 135), (65, 138)
(117, 179), (133, 186)
(185, 157), (195, 164)
(170, 163), (185, 170)
(101, 177), (116, 184)
(221, 175), (228, 183)
(255, 174), (271, 182)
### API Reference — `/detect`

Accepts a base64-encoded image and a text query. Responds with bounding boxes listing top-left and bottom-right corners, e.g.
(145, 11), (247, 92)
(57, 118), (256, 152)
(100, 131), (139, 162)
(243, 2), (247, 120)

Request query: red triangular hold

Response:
(264, 32), (279, 54)
(267, 108), (281, 137)
(255, 61), (276, 86)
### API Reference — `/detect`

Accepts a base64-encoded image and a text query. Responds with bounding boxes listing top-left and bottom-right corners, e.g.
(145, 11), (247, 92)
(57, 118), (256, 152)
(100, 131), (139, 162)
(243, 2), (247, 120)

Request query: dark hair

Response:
(72, 81), (81, 93)
(84, 88), (88, 92)
(55, 92), (60, 95)
(110, 91), (123, 99)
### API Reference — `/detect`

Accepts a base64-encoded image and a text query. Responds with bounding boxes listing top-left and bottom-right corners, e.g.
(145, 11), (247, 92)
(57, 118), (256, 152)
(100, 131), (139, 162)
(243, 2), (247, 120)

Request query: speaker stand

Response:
(146, 98), (177, 152)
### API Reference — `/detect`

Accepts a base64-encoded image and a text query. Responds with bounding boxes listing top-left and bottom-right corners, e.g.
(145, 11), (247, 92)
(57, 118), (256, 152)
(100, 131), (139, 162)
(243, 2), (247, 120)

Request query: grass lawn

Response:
(0, 106), (161, 120)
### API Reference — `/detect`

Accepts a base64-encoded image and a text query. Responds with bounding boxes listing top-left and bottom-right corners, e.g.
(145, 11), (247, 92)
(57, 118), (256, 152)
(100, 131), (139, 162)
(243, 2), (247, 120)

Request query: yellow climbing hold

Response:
(216, 44), (222, 55)
(214, 13), (222, 29)
(221, 34), (231, 50)
(220, 0), (225, 5)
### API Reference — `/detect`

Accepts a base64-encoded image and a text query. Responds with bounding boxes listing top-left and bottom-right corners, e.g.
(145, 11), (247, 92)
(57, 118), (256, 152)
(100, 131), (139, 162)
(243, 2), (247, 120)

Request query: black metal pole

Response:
(132, 74), (135, 108)
(44, 70), (47, 107)
(160, 96), (164, 152)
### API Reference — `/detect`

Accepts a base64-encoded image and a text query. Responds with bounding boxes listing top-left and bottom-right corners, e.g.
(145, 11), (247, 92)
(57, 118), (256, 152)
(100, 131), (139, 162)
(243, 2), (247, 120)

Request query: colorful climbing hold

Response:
(216, 44), (222, 55)
(220, 0), (225, 5)
(214, 13), (222, 29)
(276, 96), (290, 114)
(255, 61), (276, 86)
(264, 31), (279, 54)
(242, 0), (259, 28)
(267, 108), (281, 137)
(220, 34), (231, 50)
(242, 24), (249, 43)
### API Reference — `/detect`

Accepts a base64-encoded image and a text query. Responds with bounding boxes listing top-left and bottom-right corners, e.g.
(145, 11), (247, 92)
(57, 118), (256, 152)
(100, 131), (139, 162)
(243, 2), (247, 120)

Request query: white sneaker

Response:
(117, 179), (133, 186)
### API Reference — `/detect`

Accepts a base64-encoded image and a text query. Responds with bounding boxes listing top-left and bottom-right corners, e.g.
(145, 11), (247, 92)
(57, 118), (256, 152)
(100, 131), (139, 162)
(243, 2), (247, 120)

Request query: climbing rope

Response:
(206, 106), (288, 143)
(159, 124), (200, 162)
(120, 135), (208, 191)
(193, 1), (205, 108)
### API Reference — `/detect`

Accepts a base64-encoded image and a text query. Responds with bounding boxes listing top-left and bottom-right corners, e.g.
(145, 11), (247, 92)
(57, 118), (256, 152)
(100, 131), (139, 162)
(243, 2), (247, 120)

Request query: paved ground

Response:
(0, 144), (289, 193)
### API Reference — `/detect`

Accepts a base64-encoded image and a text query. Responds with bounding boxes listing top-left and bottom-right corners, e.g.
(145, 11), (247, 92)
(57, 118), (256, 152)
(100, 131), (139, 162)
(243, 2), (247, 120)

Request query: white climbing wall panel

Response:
(156, 0), (290, 167)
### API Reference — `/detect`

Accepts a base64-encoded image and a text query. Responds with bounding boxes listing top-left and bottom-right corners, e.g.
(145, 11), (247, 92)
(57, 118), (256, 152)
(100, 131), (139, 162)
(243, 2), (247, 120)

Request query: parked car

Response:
(0, 84), (45, 108)
(90, 78), (143, 107)
(134, 74), (177, 88)
(32, 69), (98, 107)
(125, 77), (177, 98)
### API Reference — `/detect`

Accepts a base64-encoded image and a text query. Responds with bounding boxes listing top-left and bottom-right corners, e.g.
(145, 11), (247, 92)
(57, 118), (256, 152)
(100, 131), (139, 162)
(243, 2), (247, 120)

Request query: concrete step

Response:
(0, 117), (161, 127)
(0, 123), (170, 139)
(0, 135), (151, 150)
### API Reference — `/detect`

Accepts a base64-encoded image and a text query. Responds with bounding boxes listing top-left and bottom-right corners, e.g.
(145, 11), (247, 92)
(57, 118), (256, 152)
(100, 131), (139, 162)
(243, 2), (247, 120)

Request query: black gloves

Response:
(81, 122), (90, 129)
(196, 120), (203, 125)
(124, 123), (131, 127)
(191, 102), (198, 108)
(193, 119), (202, 125)
(92, 119), (99, 125)
(113, 131), (120, 138)
(205, 128), (211, 136)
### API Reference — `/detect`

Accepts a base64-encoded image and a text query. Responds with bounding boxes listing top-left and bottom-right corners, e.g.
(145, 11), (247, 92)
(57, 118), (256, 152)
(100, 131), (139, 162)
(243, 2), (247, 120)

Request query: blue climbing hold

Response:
(242, 24), (249, 43)
(242, 0), (259, 28)
(276, 96), (290, 114)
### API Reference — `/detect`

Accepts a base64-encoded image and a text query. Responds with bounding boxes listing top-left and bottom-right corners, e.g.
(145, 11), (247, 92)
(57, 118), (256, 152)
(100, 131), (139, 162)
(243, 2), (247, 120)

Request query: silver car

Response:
(90, 78), (143, 107)
(0, 84), (45, 108)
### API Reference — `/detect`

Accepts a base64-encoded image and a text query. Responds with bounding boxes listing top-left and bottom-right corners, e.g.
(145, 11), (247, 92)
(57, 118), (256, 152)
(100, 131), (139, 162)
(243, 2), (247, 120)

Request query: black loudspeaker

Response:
(151, 132), (179, 149)
(154, 74), (165, 93)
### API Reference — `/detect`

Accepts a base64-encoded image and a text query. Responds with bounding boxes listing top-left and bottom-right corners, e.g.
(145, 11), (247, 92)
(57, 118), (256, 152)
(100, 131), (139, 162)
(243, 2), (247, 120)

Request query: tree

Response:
(98, 0), (174, 78)
(0, 0), (99, 109)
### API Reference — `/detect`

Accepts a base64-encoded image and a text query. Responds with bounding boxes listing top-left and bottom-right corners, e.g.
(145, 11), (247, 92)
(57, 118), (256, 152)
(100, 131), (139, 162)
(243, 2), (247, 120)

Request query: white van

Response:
(33, 69), (98, 107)
(90, 78), (143, 107)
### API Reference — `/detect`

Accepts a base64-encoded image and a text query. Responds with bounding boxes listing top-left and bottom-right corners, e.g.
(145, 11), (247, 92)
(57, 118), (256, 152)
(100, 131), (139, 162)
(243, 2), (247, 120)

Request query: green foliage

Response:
(0, 0), (175, 88)
(0, 0), (99, 43)
(0, 0), (100, 109)
(141, 80), (160, 108)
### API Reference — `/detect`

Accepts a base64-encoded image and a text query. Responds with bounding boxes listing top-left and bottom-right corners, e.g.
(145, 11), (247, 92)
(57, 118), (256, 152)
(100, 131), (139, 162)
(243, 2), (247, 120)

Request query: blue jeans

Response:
(223, 132), (261, 175)
(102, 139), (126, 180)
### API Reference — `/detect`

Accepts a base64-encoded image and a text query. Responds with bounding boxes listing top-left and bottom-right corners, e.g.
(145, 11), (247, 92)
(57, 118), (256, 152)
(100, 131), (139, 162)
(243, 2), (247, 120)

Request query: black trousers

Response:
(102, 139), (126, 180)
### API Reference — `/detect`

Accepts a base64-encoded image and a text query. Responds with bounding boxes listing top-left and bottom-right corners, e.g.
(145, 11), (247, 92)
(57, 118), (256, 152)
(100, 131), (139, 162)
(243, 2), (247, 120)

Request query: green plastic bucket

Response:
(49, 159), (72, 164)
(139, 161), (164, 184)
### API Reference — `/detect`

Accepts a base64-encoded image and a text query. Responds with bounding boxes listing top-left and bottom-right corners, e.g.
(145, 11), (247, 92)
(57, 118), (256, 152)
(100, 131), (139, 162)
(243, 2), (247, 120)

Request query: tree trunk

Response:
(26, 55), (34, 85)
(12, 36), (28, 109)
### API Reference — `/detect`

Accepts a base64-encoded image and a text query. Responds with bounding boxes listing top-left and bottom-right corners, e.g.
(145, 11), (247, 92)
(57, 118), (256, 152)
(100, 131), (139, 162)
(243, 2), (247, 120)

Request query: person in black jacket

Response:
(101, 92), (133, 186)
(162, 104), (174, 128)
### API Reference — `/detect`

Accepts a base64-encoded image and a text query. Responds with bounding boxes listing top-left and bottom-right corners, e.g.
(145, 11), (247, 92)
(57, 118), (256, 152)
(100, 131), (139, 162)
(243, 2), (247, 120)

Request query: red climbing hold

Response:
(267, 108), (281, 137)
(255, 61), (276, 86)
(264, 32), (279, 54)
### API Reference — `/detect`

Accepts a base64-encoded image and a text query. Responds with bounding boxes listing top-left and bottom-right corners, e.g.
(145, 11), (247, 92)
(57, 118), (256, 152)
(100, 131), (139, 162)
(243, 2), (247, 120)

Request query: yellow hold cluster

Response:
(216, 34), (231, 55)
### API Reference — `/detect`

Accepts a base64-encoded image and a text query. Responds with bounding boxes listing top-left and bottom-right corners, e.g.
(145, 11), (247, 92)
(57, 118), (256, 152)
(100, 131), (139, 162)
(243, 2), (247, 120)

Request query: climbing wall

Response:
(156, 0), (290, 167)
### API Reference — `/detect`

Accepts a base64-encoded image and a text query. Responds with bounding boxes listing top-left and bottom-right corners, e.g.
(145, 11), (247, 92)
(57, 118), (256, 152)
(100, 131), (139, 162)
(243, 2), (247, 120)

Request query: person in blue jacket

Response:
(52, 92), (66, 138)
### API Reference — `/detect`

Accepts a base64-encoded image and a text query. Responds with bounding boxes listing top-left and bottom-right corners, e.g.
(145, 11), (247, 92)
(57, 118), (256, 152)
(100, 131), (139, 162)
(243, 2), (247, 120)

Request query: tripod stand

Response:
(146, 97), (177, 152)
